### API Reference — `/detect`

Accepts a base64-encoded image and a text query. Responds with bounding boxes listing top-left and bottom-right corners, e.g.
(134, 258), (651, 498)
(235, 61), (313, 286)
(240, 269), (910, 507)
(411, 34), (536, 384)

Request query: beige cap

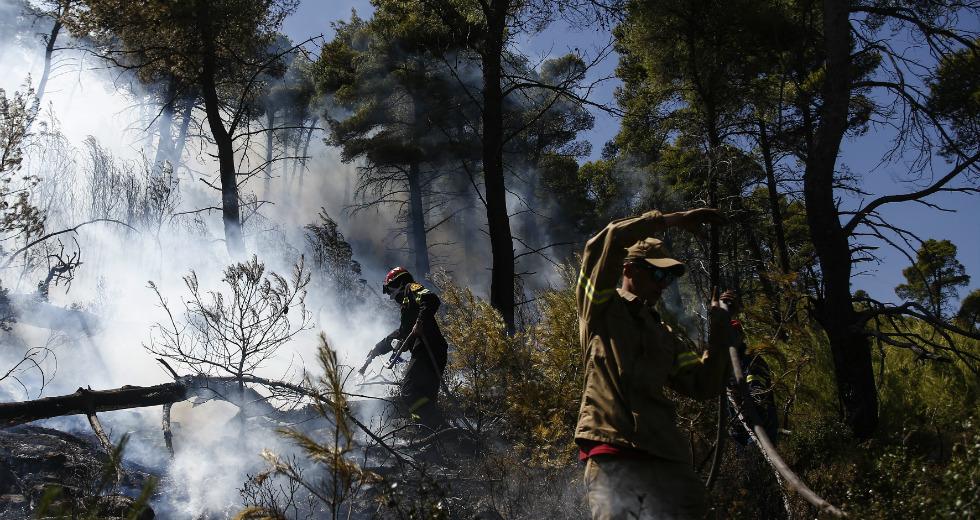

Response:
(625, 238), (686, 276)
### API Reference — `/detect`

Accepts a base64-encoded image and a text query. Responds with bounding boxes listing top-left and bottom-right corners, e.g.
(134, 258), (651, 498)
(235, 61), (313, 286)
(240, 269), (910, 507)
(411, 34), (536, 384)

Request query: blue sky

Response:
(283, 2), (979, 306)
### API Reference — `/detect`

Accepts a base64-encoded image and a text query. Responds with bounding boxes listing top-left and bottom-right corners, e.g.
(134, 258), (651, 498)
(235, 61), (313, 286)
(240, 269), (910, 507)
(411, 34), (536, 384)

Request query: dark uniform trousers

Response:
(372, 282), (448, 429)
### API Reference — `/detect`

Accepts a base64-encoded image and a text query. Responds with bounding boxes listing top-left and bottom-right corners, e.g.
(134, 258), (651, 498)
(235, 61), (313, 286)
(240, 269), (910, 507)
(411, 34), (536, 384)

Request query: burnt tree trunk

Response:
(804, 0), (877, 439)
(703, 106), (723, 291)
(481, 0), (516, 331)
(0, 375), (302, 428)
(296, 124), (314, 193)
(0, 384), (187, 428)
(195, 0), (243, 256)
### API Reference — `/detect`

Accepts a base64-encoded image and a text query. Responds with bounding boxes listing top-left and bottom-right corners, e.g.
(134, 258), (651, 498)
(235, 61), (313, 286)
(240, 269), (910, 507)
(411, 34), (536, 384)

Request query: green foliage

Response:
(304, 207), (366, 303)
(841, 422), (980, 519)
(929, 37), (980, 154)
(957, 289), (980, 331)
(239, 333), (380, 519)
(435, 270), (531, 434)
(434, 266), (583, 463)
(895, 239), (971, 318)
(0, 82), (45, 330)
(69, 0), (296, 92)
(0, 83), (45, 256)
(614, 0), (794, 153)
(750, 323), (980, 517)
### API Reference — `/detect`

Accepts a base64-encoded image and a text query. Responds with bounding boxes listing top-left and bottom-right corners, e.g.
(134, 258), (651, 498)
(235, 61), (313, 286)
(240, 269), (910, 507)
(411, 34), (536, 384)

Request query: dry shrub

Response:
(433, 265), (583, 463)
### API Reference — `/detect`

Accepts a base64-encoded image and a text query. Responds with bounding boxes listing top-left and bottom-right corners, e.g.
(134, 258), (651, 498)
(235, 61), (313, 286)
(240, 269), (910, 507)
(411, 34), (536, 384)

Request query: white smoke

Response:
(0, 3), (405, 515)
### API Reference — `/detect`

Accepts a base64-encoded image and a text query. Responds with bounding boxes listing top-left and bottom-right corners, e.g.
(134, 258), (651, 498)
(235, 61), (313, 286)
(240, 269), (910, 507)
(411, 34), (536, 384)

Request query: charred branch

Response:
(0, 383), (188, 429)
(36, 238), (83, 301)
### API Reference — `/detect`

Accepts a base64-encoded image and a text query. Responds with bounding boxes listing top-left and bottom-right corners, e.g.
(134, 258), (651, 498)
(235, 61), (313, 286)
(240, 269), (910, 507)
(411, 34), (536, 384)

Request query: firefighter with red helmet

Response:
(361, 267), (448, 429)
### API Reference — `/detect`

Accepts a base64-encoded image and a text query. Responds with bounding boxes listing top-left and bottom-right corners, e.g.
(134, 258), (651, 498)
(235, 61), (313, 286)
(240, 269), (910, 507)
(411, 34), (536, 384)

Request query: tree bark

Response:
(35, 0), (67, 107)
(481, 0), (516, 331)
(407, 161), (431, 277)
(0, 384), (187, 428)
(804, 0), (877, 439)
(263, 110), (275, 199)
(296, 124), (314, 193)
(702, 104), (722, 291)
(172, 97), (193, 171)
(151, 77), (177, 176)
(0, 375), (302, 428)
(194, 0), (244, 256)
(758, 119), (792, 275)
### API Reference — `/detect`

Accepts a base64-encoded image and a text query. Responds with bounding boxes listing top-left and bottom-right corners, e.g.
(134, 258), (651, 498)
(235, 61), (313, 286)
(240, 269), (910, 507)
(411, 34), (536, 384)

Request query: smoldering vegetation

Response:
(0, 0), (614, 517)
(1, 0), (979, 519)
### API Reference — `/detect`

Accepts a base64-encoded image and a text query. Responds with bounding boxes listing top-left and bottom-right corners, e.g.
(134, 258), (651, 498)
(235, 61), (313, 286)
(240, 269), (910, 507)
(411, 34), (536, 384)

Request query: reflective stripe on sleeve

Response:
(675, 350), (701, 370)
(578, 268), (616, 304)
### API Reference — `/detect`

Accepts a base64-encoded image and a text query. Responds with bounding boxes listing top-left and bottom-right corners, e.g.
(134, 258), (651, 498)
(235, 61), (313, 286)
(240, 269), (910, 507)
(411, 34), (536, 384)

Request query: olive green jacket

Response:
(574, 210), (729, 462)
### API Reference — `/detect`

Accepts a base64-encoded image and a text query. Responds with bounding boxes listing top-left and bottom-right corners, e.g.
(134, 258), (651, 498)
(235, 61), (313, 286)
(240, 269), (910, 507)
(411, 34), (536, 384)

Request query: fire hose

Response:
(722, 345), (846, 517)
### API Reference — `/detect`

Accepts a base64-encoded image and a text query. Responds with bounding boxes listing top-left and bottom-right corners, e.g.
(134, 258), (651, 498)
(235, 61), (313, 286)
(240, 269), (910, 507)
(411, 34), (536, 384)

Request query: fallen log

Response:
(0, 374), (421, 472)
(0, 374), (308, 429)
(0, 383), (187, 428)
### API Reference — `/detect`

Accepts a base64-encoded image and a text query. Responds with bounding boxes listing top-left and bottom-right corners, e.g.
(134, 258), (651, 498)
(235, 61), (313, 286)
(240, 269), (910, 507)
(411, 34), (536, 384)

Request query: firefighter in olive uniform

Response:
(362, 267), (448, 429)
(574, 208), (732, 520)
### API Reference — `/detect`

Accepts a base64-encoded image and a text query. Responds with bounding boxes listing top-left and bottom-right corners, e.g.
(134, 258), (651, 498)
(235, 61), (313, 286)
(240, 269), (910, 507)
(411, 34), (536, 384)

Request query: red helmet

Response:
(382, 267), (413, 293)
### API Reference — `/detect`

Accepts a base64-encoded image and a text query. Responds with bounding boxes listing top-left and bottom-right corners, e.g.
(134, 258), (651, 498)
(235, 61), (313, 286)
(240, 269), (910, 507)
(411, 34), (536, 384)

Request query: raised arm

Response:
(577, 211), (666, 321)
(577, 208), (727, 323)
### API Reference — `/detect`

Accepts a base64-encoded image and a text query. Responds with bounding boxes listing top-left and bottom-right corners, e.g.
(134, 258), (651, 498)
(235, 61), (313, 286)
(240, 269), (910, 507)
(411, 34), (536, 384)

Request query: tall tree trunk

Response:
(805, 0), (877, 439)
(35, 0), (67, 106)
(758, 119), (792, 275)
(743, 219), (786, 331)
(407, 161), (430, 277)
(281, 131), (291, 189)
(195, 0), (243, 256)
(172, 98), (193, 172)
(481, 0), (516, 331)
(704, 108), (722, 291)
(151, 78), (177, 176)
(263, 110), (275, 199)
(296, 124), (314, 193)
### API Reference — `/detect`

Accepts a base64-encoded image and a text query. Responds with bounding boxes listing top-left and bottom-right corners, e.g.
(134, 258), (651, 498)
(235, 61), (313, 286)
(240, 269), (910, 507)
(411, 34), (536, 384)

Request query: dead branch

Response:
(36, 238), (83, 300)
(0, 382), (188, 428)
(86, 410), (123, 483)
(0, 218), (138, 270)
(842, 149), (980, 236)
(855, 296), (980, 374)
(161, 403), (174, 458)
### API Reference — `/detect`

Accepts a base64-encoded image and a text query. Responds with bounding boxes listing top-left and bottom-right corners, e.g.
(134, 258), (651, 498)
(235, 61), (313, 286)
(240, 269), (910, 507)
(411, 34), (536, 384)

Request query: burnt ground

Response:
(0, 425), (156, 519)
